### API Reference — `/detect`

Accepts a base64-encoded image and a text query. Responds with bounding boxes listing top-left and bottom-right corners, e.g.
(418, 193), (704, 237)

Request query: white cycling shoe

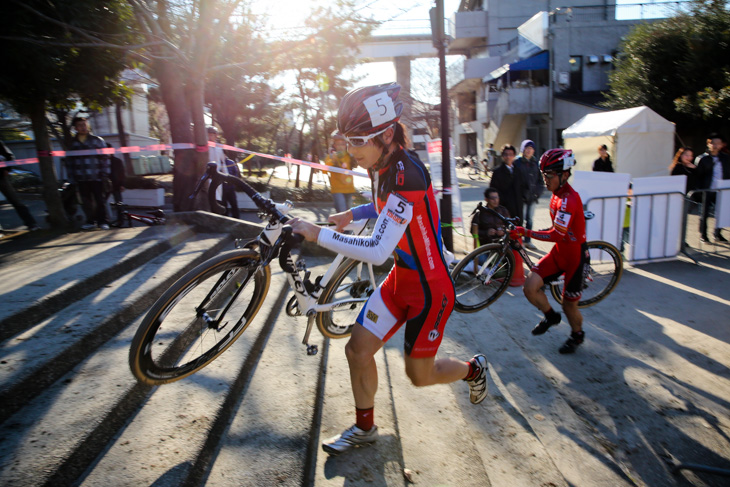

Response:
(322, 424), (378, 455)
(466, 354), (489, 404)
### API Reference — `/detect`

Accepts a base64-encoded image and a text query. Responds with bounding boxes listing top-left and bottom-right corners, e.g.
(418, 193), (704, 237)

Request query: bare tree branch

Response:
(0, 36), (166, 51)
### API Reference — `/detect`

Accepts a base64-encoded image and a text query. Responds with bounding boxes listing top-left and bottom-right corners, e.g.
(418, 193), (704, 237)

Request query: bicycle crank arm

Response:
(302, 311), (318, 355)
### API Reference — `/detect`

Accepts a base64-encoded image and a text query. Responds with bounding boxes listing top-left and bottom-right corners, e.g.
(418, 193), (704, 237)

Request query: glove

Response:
(510, 226), (527, 240)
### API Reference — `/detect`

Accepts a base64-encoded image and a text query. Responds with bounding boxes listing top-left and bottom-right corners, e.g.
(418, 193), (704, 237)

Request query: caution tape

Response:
(4, 141), (369, 179)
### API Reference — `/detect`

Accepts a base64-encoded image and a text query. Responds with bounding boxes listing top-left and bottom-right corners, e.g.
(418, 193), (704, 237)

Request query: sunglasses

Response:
(542, 171), (559, 179)
(344, 125), (392, 148)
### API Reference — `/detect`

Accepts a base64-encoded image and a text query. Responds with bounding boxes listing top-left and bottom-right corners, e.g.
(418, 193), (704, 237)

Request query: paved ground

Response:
(1, 170), (729, 486)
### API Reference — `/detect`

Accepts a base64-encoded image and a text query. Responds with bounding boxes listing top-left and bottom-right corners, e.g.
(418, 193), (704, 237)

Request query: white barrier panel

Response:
(572, 171), (631, 249)
(123, 188), (165, 207)
(715, 180), (730, 229)
(628, 176), (685, 263)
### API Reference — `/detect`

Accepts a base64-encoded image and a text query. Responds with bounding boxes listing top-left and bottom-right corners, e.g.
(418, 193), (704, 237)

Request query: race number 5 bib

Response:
(363, 92), (396, 127)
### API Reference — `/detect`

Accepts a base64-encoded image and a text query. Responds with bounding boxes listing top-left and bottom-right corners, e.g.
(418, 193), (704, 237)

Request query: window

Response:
(568, 55), (582, 92)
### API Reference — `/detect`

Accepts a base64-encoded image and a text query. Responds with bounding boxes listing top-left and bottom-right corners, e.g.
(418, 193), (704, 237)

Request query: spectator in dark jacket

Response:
(489, 144), (525, 226)
(669, 147), (698, 196)
(221, 158), (241, 219)
(515, 139), (543, 249)
(65, 117), (110, 230)
(593, 144), (614, 172)
(695, 134), (730, 242)
(471, 187), (510, 248)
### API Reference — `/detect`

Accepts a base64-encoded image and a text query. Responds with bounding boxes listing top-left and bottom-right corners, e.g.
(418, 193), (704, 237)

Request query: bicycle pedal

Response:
(306, 344), (319, 356)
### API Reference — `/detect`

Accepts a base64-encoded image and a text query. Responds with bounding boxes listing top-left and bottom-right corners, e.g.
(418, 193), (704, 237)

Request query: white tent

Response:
(562, 106), (675, 178)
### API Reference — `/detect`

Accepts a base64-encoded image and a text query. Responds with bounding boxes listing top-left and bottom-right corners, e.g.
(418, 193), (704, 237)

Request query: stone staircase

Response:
(1, 213), (729, 487)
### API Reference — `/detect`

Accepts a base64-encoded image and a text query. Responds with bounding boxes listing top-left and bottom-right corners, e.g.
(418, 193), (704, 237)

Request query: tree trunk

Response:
(115, 100), (134, 177)
(30, 101), (68, 230)
(156, 61), (195, 212)
(186, 77), (211, 211)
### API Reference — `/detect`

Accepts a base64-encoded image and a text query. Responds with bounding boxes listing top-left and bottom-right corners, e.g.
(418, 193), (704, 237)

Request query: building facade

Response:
(447, 0), (651, 160)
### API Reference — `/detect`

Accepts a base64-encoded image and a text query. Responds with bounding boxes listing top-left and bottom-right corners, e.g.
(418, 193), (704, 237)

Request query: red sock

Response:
(464, 360), (479, 381)
(356, 407), (374, 431)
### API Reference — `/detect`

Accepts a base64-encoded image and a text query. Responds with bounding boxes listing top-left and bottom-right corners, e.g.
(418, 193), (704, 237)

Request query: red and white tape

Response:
(3, 141), (368, 178)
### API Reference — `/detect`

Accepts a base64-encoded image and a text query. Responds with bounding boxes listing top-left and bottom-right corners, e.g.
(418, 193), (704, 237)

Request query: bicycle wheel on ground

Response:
(129, 249), (271, 385)
(550, 240), (623, 308)
(316, 257), (391, 339)
(468, 165), (482, 180)
(451, 243), (515, 313)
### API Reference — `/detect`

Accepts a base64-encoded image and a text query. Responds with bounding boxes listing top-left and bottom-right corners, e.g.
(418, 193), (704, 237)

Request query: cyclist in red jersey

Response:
(291, 83), (488, 455)
(510, 149), (589, 354)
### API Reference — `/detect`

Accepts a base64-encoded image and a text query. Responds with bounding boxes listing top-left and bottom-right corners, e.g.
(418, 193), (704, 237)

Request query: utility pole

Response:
(431, 0), (452, 251)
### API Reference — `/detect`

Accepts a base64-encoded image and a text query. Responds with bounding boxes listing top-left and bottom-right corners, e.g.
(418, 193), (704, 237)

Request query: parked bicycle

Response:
(110, 202), (166, 228)
(129, 162), (388, 385)
(451, 204), (623, 312)
(467, 157), (490, 181)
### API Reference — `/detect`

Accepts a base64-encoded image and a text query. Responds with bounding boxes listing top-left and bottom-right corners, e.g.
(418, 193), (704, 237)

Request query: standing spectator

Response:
(0, 140), (39, 231)
(207, 126), (239, 218)
(324, 133), (357, 213)
(107, 143), (125, 223)
(593, 144), (614, 172)
(486, 143), (497, 170)
(696, 133), (730, 242)
(222, 158), (241, 219)
(669, 147), (698, 196)
(489, 144), (525, 226)
(515, 139), (543, 250)
(66, 117), (110, 230)
(470, 187), (510, 249)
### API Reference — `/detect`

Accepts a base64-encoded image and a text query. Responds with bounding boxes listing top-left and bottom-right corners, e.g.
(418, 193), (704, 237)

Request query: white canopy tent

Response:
(562, 106), (675, 178)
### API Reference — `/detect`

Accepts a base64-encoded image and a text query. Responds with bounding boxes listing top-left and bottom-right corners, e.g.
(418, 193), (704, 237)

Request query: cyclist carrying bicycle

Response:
(509, 148), (589, 354)
(290, 83), (488, 455)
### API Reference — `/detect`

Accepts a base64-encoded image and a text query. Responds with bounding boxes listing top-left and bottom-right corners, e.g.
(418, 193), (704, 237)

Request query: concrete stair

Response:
(0, 214), (729, 487)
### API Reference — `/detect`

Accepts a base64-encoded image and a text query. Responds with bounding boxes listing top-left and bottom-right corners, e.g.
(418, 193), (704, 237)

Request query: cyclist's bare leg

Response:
(562, 299), (583, 333)
(345, 323), (384, 409)
(404, 355), (470, 387)
(523, 271), (551, 312)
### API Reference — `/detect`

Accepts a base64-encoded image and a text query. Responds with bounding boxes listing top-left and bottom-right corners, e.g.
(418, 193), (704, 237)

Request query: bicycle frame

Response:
(468, 203), (561, 286)
(194, 162), (379, 354)
(111, 202), (165, 227)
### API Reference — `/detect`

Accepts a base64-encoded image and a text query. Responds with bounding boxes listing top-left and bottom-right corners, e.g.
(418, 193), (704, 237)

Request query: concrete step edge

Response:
(0, 225), (196, 342)
(0, 233), (233, 423)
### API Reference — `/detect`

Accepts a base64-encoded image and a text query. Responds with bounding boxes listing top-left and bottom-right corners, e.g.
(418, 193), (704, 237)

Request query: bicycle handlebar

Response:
(472, 202), (521, 228)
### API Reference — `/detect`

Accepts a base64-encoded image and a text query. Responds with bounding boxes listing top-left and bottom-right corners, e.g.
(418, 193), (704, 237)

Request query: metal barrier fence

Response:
(585, 190), (686, 264)
(585, 186), (730, 264)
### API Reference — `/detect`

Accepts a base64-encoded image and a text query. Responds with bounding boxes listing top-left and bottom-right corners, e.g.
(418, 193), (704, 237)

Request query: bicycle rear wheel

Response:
(550, 241), (623, 308)
(468, 166), (481, 180)
(129, 249), (270, 385)
(451, 243), (515, 313)
(316, 257), (391, 338)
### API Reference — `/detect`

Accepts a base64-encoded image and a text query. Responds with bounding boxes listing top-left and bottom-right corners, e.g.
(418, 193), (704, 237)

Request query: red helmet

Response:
(540, 148), (575, 173)
(337, 83), (403, 136)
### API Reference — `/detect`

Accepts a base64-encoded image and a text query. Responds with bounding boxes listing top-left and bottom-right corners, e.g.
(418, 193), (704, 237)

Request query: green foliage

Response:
(604, 0), (730, 125)
(0, 0), (135, 114)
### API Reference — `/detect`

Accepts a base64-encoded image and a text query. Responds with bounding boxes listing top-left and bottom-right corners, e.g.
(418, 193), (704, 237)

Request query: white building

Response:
(447, 0), (665, 160)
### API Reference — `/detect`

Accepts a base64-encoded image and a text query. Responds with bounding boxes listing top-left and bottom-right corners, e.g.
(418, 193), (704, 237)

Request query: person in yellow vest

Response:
(324, 132), (358, 213)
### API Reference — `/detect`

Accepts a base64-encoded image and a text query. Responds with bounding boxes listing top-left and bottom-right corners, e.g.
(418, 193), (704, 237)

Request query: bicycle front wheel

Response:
(129, 249), (270, 385)
(550, 241), (623, 308)
(468, 166), (481, 180)
(316, 258), (391, 339)
(451, 243), (515, 313)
